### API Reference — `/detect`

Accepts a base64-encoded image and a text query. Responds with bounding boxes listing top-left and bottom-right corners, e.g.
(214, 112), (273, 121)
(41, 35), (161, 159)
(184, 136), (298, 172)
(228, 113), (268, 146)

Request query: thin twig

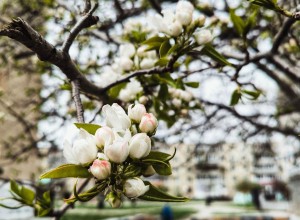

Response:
(62, 3), (99, 53)
(71, 79), (85, 123)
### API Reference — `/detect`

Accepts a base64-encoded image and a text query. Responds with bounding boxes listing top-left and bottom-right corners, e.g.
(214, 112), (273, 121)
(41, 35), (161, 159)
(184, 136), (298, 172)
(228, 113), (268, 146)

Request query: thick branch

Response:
(0, 18), (104, 98)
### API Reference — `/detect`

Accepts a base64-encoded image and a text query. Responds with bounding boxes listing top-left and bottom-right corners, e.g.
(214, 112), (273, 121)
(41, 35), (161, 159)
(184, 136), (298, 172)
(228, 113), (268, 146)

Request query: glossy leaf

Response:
(139, 181), (189, 202)
(242, 89), (261, 100)
(74, 123), (101, 135)
(20, 186), (35, 204)
(108, 82), (127, 99)
(142, 36), (168, 45)
(159, 40), (172, 58)
(40, 164), (92, 179)
(230, 88), (242, 106)
(185, 82), (200, 88)
(230, 9), (245, 37)
(201, 44), (231, 66)
(158, 84), (169, 101)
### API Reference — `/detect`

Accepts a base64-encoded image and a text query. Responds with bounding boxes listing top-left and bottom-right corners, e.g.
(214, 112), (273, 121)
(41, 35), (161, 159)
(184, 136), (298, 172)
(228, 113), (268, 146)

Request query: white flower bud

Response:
(95, 126), (114, 149)
(63, 129), (98, 165)
(97, 152), (109, 161)
(106, 192), (122, 208)
(169, 21), (182, 37)
(172, 98), (182, 108)
(102, 103), (131, 130)
(143, 165), (156, 177)
(119, 43), (136, 58)
(139, 113), (158, 134)
(180, 90), (193, 102)
(194, 14), (206, 27)
(128, 104), (147, 123)
(176, 1), (194, 14)
(129, 133), (151, 159)
(119, 80), (143, 102)
(124, 178), (150, 198)
(176, 11), (193, 26)
(90, 159), (111, 180)
(104, 140), (129, 163)
(140, 58), (156, 69)
(120, 57), (134, 71)
(194, 29), (213, 45)
(138, 96), (148, 105)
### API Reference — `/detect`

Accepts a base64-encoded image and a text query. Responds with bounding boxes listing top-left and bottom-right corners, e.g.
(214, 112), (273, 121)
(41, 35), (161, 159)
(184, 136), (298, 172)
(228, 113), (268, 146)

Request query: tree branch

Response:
(61, 3), (99, 53)
(71, 80), (85, 123)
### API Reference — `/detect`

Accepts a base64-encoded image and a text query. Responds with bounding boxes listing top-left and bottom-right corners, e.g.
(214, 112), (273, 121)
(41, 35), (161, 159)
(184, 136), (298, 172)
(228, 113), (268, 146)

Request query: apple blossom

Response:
(102, 103), (131, 130)
(139, 113), (158, 134)
(97, 152), (109, 161)
(119, 43), (136, 58)
(172, 98), (182, 108)
(168, 20), (182, 37)
(194, 29), (213, 45)
(119, 57), (134, 71)
(124, 178), (149, 198)
(176, 1), (194, 14)
(95, 126), (114, 149)
(179, 90), (193, 102)
(129, 133), (151, 159)
(90, 159), (111, 180)
(176, 11), (193, 26)
(63, 129), (98, 165)
(140, 58), (156, 69)
(104, 140), (129, 163)
(128, 104), (147, 123)
(119, 80), (143, 102)
(138, 96), (148, 105)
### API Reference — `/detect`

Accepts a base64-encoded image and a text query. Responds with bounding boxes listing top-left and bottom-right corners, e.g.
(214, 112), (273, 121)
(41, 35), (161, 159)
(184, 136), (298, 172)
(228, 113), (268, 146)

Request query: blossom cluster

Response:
(63, 103), (158, 207)
(98, 1), (213, 103)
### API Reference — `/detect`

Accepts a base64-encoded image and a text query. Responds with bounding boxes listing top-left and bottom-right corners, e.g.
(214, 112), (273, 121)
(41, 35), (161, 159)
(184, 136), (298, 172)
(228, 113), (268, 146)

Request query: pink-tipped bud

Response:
(90, 159), (111, 180)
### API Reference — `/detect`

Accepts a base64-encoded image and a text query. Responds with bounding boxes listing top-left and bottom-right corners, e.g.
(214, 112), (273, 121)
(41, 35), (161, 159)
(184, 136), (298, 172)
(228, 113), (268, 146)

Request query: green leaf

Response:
(157, 73), (176, 87)
(159, 40), (172, 58)
(167, 44), (180, 56)
(20, 186), (35, 204)
(142, 36), (168, 45)
(10, 180), (21, 197)
(152, 162), (172, 176)
(242, 89), (261, 100)
(74, 123), (101, 135)
(230, 9), (245, 37)
(230, 88), (242, 106)
(158, 84), (169, 101)
(201, 44), (231, 66)
(143, 151), (172, 162)
(139, 181), (189, 202)
(155, 57), (169, 67)
(108, 82), (127, 99)
(185, 82), (200, 88)
(40, 164), (92, 179)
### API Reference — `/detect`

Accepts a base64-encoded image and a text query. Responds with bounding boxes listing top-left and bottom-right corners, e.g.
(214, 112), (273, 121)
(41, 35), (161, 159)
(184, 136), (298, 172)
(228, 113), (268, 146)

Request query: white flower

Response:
(90, 159), (111, 180)
(194, 29), (213, 45)
(194, 14), (206, 27)
(176, 1), (194, 14)
(119, 80), (143, 102)
(120, 57), (134, 71)
(119, 43), (136, 58)
(95, 126), (114, 149)
(104, 128), (131, 163)
(139, 113), (158, 134)
(99, 66), (120, 87)
(102, 103), (131, 130)
(63, 129), (98, 165)
(140, 58), (156, 69)
(168, 20), (182, 37)
(104, 139), (129, 163)
(137, 46), (157, 59)
(172, 98), (182, 108)
(176, 11), (193, 26)
(138, 96), (148, 105)
(128, 104), (147, 123)
(129, 133), (151, 159)
(97, 152), (109, 160)
(124, 178), (150, 198)
(179, 90), (193, 102)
